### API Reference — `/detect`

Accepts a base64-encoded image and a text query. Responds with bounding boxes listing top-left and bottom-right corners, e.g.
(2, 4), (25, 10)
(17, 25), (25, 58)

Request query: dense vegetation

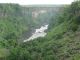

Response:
(0, 4), (35, 59)
(0, 0), (80, 60)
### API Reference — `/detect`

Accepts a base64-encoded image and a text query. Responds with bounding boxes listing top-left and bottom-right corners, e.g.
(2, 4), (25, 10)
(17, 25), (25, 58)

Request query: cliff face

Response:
(32, 10), (47, 18)
(22, 6), (63, 27)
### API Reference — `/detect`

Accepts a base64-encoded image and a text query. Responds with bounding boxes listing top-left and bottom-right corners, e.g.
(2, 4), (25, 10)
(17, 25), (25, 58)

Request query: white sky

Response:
(0, 0), (74, 5)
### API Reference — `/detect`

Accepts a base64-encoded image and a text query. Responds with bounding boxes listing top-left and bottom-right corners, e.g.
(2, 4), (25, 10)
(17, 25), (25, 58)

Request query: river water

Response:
(24, 24), (48, 42)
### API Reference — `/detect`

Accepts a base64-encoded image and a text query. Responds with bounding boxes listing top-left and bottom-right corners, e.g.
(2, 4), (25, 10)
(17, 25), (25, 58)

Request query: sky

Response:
(0, 0), (74, 5)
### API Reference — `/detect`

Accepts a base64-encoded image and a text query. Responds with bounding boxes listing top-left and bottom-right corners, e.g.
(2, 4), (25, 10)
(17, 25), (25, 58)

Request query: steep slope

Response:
(0, 4), (63, 60)
(16, 1), (80, 60)
(0, 1), (80, 60)
(0, 4), (34, 59)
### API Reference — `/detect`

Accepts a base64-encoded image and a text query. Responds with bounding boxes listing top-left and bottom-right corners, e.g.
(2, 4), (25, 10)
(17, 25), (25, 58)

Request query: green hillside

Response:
(0, 0), (80, 60)
(19, 1), (80, 60)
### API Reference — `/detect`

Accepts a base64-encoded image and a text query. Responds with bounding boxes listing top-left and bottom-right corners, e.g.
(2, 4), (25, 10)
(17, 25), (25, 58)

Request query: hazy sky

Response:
(0, 0), (74, 5)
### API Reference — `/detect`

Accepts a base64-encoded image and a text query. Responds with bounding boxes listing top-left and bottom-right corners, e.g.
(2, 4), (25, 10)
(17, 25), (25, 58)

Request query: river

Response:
(23, 24), (48, 42)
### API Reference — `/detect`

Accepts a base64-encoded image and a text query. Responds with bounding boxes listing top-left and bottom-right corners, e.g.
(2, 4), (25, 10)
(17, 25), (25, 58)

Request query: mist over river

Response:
(24, 24), (48, 42)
